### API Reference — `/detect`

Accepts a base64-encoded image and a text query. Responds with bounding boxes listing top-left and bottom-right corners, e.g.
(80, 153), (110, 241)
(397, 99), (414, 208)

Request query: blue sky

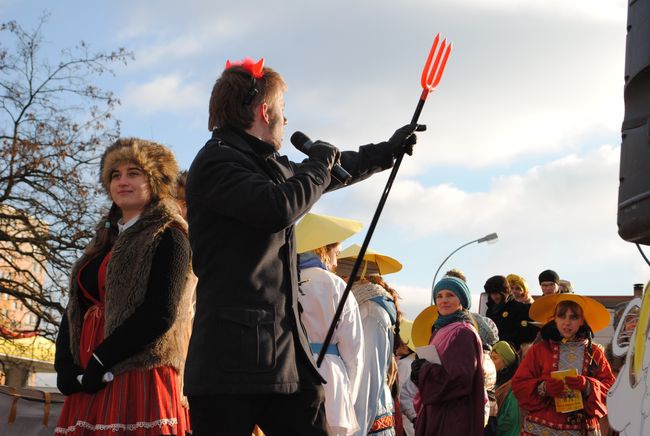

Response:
(2, 0), (646, 320)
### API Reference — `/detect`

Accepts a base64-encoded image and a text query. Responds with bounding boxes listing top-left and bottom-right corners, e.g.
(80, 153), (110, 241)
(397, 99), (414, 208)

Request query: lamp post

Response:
(430, 233), (498, 305)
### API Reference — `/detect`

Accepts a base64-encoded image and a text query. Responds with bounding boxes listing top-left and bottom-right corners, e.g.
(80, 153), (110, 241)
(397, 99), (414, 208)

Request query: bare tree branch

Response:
(0, 14), (134, 341)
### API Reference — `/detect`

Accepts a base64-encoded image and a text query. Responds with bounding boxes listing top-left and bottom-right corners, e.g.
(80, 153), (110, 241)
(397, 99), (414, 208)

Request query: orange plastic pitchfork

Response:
(316, 34), (452, 367)
(412, 33), (452, 125)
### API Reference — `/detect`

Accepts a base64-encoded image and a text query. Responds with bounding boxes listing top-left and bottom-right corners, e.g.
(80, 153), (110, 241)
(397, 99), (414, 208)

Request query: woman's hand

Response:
(81, 354), (108, 394)
(410, 358), (428, 386)
(56, 364), (84, 396)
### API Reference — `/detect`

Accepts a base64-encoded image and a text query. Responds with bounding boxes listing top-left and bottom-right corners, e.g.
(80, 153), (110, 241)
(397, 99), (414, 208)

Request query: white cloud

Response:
(448, 0), (627, 23)
(307, 11), (624, 172)
(97, 1), (628, 170)
(315, 144), (650, 299)
(334, 145), (620, 238)
(122, 75), (204, 114)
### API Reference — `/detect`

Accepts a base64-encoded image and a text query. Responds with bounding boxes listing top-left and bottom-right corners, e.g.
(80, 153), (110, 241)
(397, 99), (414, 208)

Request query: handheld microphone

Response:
(290, 131), (352, 185)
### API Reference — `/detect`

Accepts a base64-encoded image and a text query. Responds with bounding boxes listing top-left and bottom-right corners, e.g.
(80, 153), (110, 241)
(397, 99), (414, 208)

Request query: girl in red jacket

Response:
(511, 294), (615, 435)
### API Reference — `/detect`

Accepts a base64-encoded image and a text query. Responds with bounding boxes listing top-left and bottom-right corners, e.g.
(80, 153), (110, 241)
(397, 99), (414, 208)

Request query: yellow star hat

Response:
(295, 213), (363, 254)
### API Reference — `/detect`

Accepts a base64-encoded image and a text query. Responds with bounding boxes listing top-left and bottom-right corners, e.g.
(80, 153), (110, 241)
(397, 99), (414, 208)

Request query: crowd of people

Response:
(51, 56), (624, 436)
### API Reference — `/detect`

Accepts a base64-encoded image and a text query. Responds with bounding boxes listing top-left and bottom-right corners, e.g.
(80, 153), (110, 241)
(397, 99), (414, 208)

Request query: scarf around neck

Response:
(434, 309), (472, 331)
(351, 281), (392, 305)
(298, 251), (327, 271)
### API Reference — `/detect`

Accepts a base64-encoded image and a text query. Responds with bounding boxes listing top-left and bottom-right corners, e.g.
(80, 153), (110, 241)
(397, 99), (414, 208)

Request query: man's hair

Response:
(208, 65), (287, 131)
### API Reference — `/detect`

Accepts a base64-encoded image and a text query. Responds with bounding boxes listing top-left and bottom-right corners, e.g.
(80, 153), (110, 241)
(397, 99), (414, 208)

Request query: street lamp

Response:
(430, 232), (499, 305)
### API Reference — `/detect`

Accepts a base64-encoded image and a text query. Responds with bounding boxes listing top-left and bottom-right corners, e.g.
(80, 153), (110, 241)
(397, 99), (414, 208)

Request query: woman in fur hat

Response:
(54, 138), (193, 435)
(511, 294), (616, 435)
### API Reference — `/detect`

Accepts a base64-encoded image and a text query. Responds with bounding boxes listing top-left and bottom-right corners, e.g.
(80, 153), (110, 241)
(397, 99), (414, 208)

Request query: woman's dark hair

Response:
(540, 300), (592, 342)
(84, 202), (122, 260)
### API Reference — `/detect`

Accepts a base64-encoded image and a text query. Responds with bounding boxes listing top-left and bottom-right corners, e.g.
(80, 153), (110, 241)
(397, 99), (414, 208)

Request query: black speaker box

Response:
(619, 0), (650, 244)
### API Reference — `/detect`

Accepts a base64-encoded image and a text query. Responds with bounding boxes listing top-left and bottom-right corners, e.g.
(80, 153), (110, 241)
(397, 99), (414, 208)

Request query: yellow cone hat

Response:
(295, 213), (363, 254)
(336, 243), (403, 277)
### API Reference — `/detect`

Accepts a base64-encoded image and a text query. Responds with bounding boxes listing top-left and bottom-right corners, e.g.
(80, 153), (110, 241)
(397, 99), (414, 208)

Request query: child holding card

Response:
(511, 294), (616, 435)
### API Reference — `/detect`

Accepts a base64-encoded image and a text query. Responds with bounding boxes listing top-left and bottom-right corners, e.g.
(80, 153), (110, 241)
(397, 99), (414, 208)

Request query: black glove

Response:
(81, 354), (108, 394)
(56, 363), (84, 396)
(307, 140), (340, 170)
(388, 124), (427, 157)
(410, 358), (428, 386)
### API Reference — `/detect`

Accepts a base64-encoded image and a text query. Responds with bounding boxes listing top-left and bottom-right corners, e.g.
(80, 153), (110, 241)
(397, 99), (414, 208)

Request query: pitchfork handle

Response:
(412, 90), (429, 125)
(317, 100), (426, 367)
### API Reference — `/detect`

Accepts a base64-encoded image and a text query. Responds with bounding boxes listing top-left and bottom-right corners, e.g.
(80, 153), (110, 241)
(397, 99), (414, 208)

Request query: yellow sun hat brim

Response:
(295, 213), (363, 254)
(529, 293), (610, 333)
(411, 305), (439, 347)
(399, 319), (416, 352)
(336, 243), (403, 277)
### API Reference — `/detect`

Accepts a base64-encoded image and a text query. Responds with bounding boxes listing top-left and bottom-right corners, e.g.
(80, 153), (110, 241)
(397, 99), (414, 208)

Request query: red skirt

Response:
(55, 366), (190, 435)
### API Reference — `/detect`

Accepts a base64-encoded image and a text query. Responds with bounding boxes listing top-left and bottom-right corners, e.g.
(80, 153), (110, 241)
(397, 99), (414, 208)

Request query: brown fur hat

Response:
(100, 138), (179, 202)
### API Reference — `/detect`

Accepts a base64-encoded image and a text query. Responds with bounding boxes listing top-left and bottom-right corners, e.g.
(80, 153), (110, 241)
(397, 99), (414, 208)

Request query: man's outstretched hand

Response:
(388, 124), (427, 157)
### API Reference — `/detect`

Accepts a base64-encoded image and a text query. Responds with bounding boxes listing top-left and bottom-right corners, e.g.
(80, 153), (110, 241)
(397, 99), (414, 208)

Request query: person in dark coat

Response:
(484, 275), (538, 349)
(183, 57), (425, 436)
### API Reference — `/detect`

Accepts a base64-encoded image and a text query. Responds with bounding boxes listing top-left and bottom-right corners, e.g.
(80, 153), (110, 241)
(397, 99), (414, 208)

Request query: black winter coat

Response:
(183, 128), (394, 395)
(486, 296), (538, 348)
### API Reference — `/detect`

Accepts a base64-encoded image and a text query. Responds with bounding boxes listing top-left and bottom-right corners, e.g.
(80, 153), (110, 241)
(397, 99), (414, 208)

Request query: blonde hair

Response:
(314, 243), (339, 271)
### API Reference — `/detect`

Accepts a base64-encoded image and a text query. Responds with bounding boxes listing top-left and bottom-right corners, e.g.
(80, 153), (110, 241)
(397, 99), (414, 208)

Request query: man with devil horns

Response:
(184, 57), (424, 435)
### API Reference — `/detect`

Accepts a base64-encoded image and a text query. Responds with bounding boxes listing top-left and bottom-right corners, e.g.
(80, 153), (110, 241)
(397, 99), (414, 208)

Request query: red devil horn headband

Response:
(225, 57), (265, 79)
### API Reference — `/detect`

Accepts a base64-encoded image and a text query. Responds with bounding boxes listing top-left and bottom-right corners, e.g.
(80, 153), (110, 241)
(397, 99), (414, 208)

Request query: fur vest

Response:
(66, 200), (195, 375)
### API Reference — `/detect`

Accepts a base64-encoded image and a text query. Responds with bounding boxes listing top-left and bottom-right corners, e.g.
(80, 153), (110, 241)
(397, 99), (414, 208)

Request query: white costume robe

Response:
(299, 267), (364, 435)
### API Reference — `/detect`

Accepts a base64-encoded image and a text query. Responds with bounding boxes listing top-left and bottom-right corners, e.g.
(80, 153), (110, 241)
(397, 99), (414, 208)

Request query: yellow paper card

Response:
(550, 368), (584, 413)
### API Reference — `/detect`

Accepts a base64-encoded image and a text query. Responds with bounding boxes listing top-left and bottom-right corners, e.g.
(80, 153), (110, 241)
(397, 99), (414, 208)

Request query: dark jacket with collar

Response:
(184, 128), (395, 395)
(485, 294), (538, 348)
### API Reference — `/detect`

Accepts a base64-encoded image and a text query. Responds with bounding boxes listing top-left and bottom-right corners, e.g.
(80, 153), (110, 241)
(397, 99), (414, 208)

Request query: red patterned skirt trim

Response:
(55, 366), (189, 435)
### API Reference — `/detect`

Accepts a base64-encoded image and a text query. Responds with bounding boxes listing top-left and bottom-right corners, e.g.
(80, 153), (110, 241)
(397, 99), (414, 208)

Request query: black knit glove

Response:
(56, 363), (84, 396)
(307, 140), (340, 170)
(81, 354), (108, 394)
(410, 358), (428, 386)
(388, 124), (426, 157)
